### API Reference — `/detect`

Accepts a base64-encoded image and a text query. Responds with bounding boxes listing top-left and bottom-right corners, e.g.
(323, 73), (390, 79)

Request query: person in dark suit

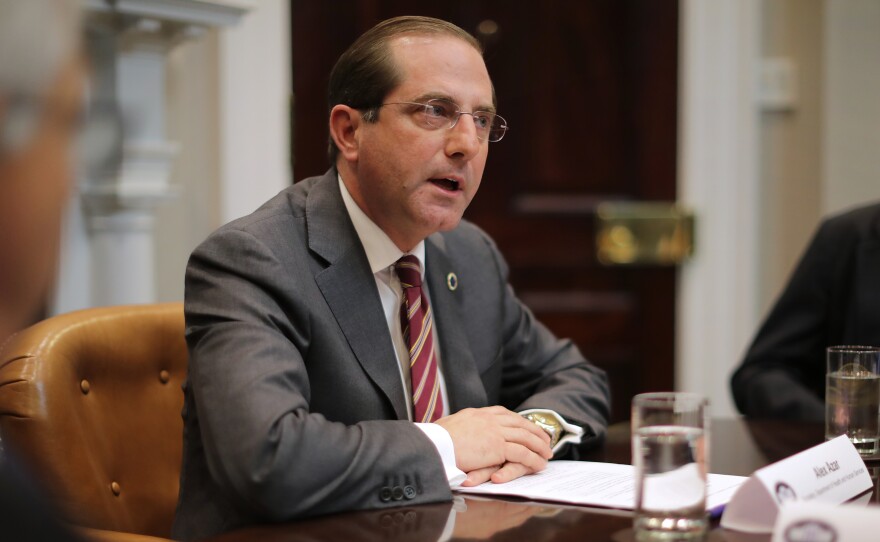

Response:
(173, 15), (610, 540)
(731, 202), (880, 420)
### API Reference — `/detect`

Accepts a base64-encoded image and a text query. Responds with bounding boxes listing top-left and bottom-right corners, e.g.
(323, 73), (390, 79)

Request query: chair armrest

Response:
(74, 526), (173, 542)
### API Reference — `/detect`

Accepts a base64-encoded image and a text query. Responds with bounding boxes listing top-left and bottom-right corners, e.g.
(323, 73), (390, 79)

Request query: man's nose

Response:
(444, 114), (483, 159)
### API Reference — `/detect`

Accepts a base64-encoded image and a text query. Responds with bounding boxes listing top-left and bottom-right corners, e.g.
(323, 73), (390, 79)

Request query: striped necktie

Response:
(394, 255), (443, 423)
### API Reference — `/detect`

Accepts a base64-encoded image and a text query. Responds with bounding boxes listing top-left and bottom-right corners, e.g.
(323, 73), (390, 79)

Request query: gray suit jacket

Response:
(172, 169), (610, 540)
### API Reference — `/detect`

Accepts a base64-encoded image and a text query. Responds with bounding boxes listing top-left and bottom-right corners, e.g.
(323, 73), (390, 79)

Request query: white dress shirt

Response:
(337, 175), (583, 486)
(338, 176), (464, 485)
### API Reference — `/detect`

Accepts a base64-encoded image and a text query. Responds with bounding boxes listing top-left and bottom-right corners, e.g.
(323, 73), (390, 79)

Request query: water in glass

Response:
(826, 370), (880, 456)
(634, 425), (707, 540)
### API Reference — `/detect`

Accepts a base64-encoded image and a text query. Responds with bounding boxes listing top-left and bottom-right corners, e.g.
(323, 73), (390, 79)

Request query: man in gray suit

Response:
(173, 16), (610, 540)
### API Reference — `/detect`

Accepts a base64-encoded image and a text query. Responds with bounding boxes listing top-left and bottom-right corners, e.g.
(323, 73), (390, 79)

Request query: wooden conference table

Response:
(208, 418), (880, 542)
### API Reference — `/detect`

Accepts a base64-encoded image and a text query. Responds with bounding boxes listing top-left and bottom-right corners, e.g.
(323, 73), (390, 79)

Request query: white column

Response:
(89, 213), (157, 303)
(218, 0), (291, 223)
(677, 0), (762, 416)
(54, 0), (252, 312)
(82, 20), (179, 305)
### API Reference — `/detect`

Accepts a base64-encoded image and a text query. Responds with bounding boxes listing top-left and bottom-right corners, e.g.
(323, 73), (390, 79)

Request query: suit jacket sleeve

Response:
(731, 215), (859, 421)
(182, 227), (450, 526)
(480, 231), (611, 456)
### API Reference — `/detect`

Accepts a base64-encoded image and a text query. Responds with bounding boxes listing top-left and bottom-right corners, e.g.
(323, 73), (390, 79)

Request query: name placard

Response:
(720, 435), (872, 533)
(771, 502), (878, 542)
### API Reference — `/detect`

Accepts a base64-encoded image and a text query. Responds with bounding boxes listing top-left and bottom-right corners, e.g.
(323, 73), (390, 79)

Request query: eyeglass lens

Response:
(421, 100), (507, 142)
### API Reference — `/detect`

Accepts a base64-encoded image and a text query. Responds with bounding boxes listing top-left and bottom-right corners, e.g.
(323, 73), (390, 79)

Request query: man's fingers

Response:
(463, 458), (543, 487)
(438, 406), (554, 474)
(502, 426), (552, 458)
(490, 461), (533, 484)
(461, 465), (500, 487)
(495, 410), (551, 443)
(503, 442), (549, 473)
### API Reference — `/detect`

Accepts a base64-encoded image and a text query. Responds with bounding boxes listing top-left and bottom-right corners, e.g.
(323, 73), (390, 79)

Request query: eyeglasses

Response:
(377, 99), (508, 142)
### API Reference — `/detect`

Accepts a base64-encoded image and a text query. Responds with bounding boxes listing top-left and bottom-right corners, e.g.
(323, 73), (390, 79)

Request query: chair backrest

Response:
(0, 303), (187, 538)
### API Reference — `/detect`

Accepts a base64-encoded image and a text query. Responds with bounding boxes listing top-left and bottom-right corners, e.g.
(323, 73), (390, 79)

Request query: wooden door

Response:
(291, 0), (679, 422)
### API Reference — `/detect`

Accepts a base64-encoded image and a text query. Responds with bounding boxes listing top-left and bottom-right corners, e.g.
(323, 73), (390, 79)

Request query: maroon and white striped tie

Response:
(395, 255), (443, 423)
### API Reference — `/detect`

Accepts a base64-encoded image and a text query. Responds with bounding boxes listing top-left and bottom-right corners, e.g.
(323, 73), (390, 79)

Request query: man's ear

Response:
(329, 105), (362, 162)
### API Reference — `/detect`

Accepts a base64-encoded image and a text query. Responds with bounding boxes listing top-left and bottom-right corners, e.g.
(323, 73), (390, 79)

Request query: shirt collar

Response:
(338, 174), (425, 276)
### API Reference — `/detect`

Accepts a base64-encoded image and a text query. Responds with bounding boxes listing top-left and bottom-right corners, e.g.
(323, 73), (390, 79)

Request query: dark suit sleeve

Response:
(482, 234), (611, 456)
(0, 451), (83, 542)
(181, 228), (450, 526)
(731, 216), (857, 421)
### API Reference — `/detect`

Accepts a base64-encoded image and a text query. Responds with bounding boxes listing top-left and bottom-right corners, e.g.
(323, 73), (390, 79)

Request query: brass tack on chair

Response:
(159, 370), (170, 384)
(80, 379), (90, 394)
(110, 481), (121, 496)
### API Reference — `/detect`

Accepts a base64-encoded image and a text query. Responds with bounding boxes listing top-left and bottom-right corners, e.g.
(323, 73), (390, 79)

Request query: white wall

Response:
(678, 0), (880, 417)
(756, 0), (823, 314)
(156, 30), (221, 302)
(217, 0), (291, 224)
(154, 0), (291, 301)
(823, 0), (880, 214)
(677, 0), (761, 417)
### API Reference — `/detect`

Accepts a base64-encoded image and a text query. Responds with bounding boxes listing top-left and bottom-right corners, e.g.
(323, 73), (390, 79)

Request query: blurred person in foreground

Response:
(0, 0), (86, 341)
(732, 202), (880, 420)
(174, 15), (610, 540)
(0, 0), (88, 540)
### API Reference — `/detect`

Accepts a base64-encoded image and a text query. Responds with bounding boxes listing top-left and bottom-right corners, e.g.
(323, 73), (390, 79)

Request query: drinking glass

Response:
(825, 345), (880, 457)
(632, 392), (709, 540)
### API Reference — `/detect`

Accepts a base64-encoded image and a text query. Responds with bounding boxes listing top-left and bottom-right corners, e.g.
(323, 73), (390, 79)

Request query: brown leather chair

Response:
(0, 303), (187, 541)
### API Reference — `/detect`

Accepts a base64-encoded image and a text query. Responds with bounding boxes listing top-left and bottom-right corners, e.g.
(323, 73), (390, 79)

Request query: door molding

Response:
(677, 0), (762, 416)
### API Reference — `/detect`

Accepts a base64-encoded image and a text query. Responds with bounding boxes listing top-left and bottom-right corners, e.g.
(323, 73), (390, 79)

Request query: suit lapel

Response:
(307, 172), (408, 420)
(426, 234), (488, 411)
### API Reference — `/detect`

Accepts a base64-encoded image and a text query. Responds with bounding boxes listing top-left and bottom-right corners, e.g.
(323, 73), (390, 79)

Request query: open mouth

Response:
(430, 178), (461, 192)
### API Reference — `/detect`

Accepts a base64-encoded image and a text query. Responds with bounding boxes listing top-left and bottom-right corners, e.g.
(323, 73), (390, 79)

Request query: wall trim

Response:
(677, 0), (762, 416)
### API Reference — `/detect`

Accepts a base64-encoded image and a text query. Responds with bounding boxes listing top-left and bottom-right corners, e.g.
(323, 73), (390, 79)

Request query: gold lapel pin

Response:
(446, 272), (458, 291)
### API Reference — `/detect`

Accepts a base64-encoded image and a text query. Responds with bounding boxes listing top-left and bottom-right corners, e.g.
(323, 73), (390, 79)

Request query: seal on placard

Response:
(784, 519), (837, 542)
(775, 481), (798, 504)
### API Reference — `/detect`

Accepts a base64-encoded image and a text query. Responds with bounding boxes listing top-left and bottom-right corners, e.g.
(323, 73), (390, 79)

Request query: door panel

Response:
(291, 0), (679, 422)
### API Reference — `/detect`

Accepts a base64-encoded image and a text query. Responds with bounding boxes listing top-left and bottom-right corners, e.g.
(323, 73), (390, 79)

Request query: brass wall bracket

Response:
(595, 202), (695, 266)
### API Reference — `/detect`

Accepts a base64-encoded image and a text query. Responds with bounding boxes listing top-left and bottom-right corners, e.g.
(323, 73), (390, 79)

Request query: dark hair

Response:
(326, 15), (486, 164)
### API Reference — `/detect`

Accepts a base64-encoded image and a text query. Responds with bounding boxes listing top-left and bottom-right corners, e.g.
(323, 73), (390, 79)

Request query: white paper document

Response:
(641, 463), (705, 510)
(453, 460), (746, 511)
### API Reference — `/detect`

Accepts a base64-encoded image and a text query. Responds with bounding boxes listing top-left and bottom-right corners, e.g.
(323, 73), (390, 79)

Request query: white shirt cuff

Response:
(415, 422), (467, 487)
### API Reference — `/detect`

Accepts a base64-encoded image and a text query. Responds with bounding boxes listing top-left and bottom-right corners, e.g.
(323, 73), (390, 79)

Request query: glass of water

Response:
(632, 392), (709, 540)
(826, 345), (880, 457)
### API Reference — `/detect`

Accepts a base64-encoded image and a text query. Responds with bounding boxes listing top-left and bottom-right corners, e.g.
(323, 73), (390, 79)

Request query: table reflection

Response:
(207, 497), (633, 542)
(208, 502), (452, 542)
(208, 418), (873, 542)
